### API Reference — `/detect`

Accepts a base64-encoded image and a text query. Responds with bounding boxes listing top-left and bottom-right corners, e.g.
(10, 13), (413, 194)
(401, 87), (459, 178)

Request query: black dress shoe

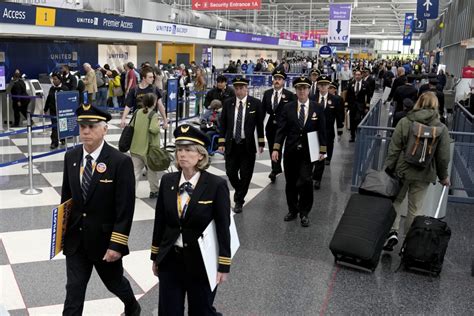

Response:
(50, 143), (59, 149)
(234, 202), (243, 214)
(284, 212), (297, 221)
(313, 180), (321, 190)
(325, 160), (331, 165)
(301, 216), (310, 227)
(268, 172), (276, 183)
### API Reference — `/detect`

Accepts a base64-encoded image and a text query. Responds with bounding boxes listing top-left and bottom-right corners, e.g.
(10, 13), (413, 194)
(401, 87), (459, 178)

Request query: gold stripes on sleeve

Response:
(218, 138), (225, 143)
(151, 245), (159, 254)
(110, 232), (129, 246)
(273, 143), (281, 150)
(258, 138), (265, 143)
(337, 128), (344, 132)
(320, 146), (327, 153)
(218, 256), (232, 265)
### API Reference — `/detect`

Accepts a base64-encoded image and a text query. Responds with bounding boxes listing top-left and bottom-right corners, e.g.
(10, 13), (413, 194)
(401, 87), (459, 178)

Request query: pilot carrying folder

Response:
(49, 199), (73, 259)
(198, 214), (240, 291)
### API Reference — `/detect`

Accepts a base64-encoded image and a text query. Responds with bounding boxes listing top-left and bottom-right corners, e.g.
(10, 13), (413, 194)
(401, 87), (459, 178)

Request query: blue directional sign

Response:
(417, 0), (439, 20)
(56, 91), (80, 139)
(166, 78), (178, 112)
(319, 46), (332, 58)
(402, 13), (414, 46)
(413, 19), (427, 33)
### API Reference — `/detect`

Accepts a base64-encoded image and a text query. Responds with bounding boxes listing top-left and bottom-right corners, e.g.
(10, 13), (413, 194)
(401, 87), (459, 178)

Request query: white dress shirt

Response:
(297, 99), (310, 125)
(233, 95), (247, 140)
(80, 140), (105, 184)
(174, 171), (201, 247)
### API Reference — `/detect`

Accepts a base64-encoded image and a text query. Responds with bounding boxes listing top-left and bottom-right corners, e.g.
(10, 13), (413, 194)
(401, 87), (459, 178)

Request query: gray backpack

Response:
(404, 121), (445, 168)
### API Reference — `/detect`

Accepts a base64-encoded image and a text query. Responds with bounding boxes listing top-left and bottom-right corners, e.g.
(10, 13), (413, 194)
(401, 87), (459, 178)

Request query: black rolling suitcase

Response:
(398, 186), (451, 276)
(329, 194), (396, 272)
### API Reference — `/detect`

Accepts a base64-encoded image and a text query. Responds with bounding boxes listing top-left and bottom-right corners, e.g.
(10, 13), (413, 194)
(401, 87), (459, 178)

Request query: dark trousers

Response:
(63, 247), (136, 316)
(265, 122), (282, 174)
(349, 110), (363, 139)
(12, 99), (27, 126)
(51, 116), (58, 145)
(158, 248), (218, 316)
(283, 151), (314, 217)
(225, 140), (256, 204)
(341, 80), (349, 91)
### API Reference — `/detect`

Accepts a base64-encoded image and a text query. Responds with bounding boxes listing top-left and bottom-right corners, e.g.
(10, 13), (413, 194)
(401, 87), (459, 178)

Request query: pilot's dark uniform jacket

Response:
(273, 76), (326, 224)
(309, 69), (321, 99)
(61, 105), (139, 315)
(312, 80), (345, 184)
(218, 77), (265, 210)
(262, 70), (296, 179)
(346, 79), (370, 141)
(204, 75), (236, 109)
(150, 124), (231, 315)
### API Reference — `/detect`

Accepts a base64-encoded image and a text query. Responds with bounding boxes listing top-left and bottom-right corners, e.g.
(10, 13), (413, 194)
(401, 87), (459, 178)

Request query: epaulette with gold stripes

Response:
(151, 245), (159, 254)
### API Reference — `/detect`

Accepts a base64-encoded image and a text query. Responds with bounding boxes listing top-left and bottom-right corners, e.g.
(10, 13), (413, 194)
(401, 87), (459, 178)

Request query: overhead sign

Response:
(36, 0), (83, 10)
(192, 0), (261, 11)
(403, 13), (414, 46)
(301, 40), (315, 48)
(0, 65), (5, 91)
(35, 7), (56, 27)
(56, 91), (80, 139)
(167, 79), (178, 112)
(0, 2), (36, 25)
(327, 4), (352, 45)
(225, 32), (279, 45)
(55, 10), (142, 33)
(278, 39), (301, 48)
(319, 45), (332, 58)
(417, 0), (439, 20)
(413, 19), (427, 33)
(142, 20), (210, 39)
(98, 44), (137, 71)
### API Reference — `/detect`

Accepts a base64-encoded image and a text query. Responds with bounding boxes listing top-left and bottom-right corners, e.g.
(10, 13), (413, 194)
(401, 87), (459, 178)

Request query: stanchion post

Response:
(6, 94), (13, 131)
(21, 111), (42, 195)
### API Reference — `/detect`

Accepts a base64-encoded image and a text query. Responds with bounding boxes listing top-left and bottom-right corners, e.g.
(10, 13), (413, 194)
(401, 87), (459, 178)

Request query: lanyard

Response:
(177, 193), (191, 219)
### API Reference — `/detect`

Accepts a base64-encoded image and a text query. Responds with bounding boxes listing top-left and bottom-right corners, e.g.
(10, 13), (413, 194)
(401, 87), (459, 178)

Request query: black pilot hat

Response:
(310, 69), (321, 76)
(317, 74), (331, 85)
(292, 76), (312, 88)
(174, 124), (210, 148)
(329, 81), (339, 90)
(272, 69), (287, 80)
(76, 104), (112, 125)
(232, 76), (250, 86)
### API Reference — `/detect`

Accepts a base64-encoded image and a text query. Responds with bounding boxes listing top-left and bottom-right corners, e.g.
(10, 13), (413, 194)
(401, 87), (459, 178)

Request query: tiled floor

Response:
(1, 92), (473, 315)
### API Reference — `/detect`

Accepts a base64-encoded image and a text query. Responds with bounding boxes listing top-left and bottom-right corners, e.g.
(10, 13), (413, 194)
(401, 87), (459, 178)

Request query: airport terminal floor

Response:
(1, 91), (473, 315)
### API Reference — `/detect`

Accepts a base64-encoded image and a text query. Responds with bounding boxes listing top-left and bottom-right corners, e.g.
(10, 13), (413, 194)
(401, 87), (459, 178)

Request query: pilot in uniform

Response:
(61, 104), (140, 316)
(150, 124), (231, 315)
(261, 69), (295, 182)
(312, 77), (345, 189)
(272, 76), (327, 227)
(218, 77), (265, 213)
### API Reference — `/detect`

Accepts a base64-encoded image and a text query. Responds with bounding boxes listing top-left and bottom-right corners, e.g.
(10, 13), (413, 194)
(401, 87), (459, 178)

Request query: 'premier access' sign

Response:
(192, 0), (261, 11)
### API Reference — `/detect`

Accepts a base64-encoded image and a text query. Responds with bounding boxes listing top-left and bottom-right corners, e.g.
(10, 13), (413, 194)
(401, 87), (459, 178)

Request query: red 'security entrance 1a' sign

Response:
(192, 0), (261, 11)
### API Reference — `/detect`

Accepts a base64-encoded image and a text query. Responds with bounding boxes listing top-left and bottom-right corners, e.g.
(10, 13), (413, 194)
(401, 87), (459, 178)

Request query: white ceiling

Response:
(168, 0), (453, 38)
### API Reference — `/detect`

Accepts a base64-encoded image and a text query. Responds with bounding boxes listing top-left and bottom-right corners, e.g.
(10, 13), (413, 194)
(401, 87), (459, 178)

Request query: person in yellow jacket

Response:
(107, 70), (122, 108)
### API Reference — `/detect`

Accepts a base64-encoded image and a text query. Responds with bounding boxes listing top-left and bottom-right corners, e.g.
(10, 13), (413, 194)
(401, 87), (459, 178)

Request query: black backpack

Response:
(398, 186), (451, 276)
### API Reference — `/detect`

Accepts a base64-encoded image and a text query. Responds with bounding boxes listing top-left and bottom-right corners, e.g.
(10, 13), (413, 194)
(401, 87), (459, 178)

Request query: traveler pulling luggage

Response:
(329, 194), (396, 272)
(398, 186), (451, 276)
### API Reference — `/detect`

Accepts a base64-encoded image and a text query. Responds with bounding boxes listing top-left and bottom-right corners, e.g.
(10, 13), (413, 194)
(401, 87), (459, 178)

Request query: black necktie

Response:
(81, 155), (93, 201)
(179, 181), (194, 196)
(321, 96), (325, 108)
(312, 83), (316, 95)
(273, 90), (279, 110)
(298, 104), (305, 128)
(235, 100), (243, 143)
(356, 82), (360, 94)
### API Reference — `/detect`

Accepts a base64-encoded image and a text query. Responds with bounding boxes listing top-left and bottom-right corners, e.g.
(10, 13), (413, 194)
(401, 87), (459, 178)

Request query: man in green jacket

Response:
(383, 92), (451, 251)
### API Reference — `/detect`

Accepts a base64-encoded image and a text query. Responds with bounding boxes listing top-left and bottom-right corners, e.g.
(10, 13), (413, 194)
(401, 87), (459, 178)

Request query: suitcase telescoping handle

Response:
(434, 185), (448, 219)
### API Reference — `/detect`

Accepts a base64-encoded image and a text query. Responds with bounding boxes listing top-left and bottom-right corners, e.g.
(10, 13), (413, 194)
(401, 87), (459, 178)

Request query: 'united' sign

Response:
(192, 0), (261, 11)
